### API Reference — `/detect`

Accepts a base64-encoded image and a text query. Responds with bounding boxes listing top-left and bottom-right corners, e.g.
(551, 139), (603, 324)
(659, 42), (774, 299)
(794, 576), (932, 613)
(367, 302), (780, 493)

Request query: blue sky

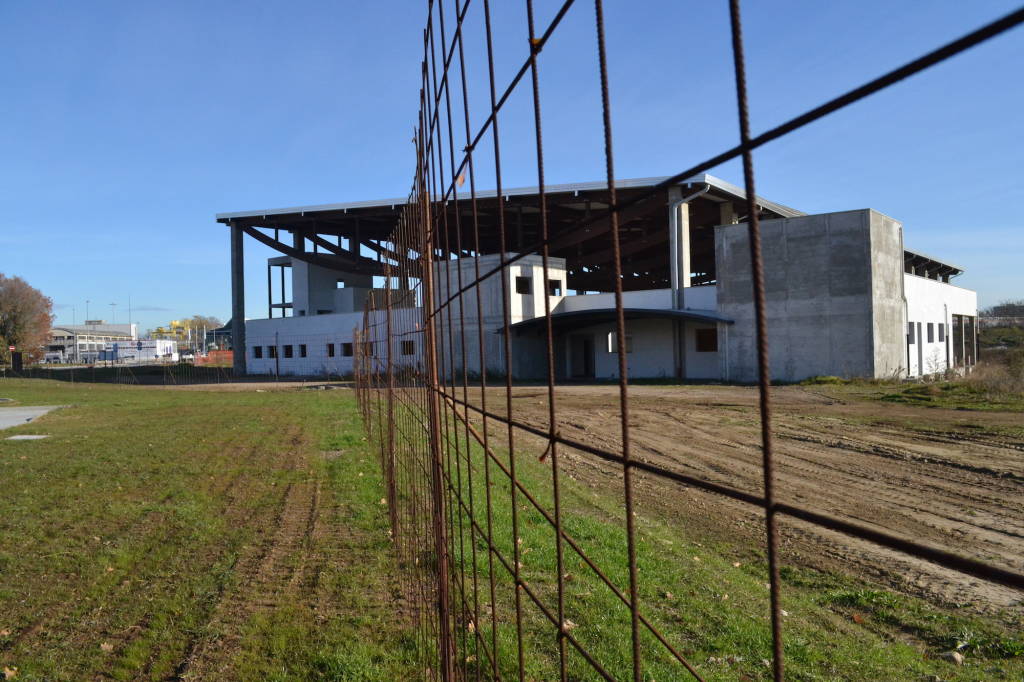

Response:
(1, 1), (1021, 331)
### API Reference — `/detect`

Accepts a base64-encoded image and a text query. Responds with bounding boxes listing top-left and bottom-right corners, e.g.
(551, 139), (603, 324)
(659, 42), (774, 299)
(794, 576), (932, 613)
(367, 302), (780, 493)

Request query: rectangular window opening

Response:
(327, 343), (335, 357)
(926, 323), (934, 343)
(515, 276), (532, 295)
(907, 322), (915, 344)
(938, 324), (946, 343)
(342, 343), (354, 357)
(695, 328), (718, 353)
(283, 344), (293, 359)
(253, 346), (263, 359)
(268, 345), (277, 359)
(548, 279), (563, 296)
(299, 344), (307, 358)
(402, 340), (415, 355)
(607, 332), (633, 354)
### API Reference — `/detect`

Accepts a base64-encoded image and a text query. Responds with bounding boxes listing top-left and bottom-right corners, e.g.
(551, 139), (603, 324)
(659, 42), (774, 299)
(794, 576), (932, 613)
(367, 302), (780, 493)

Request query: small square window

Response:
(515, 276), (532, 295)
(268, 345), (277, 359)
(283, 344), (294, 359)
(327, 343), (336, 357)
(607, 332), (633, 354)
(926, 323), (934, 343)
(548, 279), (562, 296)
(342, 343), (354, 357)
(299, 344), (307, 358)
(402, 340), (415, 356)
(907, 322), (915, 344)
(938, 324), (945, 342)
(336, 280), (345, 289)
(253, 346), (263, 359)
(695, 328), (718, 353)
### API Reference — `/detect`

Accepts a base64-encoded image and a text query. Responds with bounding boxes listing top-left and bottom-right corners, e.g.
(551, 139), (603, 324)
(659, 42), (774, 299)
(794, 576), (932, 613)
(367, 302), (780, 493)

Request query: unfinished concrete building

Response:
(217, 174), (977, 382)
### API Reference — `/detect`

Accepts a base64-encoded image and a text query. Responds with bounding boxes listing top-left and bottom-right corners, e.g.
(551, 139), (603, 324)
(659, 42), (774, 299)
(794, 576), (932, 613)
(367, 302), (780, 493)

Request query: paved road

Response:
(0, 405), (61, 430)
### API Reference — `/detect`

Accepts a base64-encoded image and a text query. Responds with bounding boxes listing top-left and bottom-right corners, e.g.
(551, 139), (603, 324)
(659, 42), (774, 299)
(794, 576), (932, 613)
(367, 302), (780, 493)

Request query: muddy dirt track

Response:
(458, 384), (1023, 615)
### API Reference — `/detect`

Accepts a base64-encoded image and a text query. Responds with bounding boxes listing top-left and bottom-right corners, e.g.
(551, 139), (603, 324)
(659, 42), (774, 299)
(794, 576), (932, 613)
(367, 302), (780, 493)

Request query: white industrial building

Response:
(218, 175), (977, 382)
(46, 323), (138, 364)
(100, 338), (179, 363)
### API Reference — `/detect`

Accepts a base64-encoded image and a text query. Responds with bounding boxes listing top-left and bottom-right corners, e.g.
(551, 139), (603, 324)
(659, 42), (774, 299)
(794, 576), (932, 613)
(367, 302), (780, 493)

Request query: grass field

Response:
(0, 378), (1020, 680)
(0, 379), (416, 681)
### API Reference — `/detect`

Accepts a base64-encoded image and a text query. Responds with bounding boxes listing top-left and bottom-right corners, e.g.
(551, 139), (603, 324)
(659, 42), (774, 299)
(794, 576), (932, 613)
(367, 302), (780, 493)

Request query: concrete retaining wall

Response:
(716, 209), (902, 382)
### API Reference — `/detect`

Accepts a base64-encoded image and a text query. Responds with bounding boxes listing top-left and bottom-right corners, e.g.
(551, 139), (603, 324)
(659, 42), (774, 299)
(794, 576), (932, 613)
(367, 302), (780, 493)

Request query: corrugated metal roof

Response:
(214, 173), (805, 222)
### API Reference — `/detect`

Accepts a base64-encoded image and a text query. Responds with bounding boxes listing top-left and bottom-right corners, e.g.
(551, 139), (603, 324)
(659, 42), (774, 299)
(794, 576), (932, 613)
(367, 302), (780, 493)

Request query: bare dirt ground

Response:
(463, 383), (1023, 616)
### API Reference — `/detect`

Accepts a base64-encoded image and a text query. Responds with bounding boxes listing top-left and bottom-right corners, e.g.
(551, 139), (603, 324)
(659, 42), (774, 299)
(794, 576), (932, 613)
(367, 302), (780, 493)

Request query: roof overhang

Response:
(506, 307), (733, 334)
(904, 249), (964, 278)
(214, 173), (804, 225)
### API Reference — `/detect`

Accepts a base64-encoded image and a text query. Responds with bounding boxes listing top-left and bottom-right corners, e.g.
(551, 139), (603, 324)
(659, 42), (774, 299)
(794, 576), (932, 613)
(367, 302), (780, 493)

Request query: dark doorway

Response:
(916, 322), (923, 376)
(569, 335), (595, 379)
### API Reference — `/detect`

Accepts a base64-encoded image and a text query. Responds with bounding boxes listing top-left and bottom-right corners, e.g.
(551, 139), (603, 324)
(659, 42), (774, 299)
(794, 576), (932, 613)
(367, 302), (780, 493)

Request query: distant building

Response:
(100, 339), (178, 363)
(47, 322), (138, 363)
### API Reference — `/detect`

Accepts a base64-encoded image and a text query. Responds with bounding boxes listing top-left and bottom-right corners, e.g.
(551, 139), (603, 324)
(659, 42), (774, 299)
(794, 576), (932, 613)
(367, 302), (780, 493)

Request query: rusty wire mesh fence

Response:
(353, 2), (1024, 679)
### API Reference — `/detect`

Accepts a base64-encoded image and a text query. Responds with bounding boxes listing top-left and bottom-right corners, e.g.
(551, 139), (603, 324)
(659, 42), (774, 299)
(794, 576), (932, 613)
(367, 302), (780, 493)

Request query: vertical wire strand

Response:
(592, 1), (642, 679)
(523, 0), (569, 678)
(727, 1), (785, 680)
(482, 0), (527, 676)
(453, 3), (503, 673)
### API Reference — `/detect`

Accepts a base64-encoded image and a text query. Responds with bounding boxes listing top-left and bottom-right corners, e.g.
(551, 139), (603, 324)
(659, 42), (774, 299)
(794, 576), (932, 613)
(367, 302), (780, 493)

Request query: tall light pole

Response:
(86, 300), (90, 324)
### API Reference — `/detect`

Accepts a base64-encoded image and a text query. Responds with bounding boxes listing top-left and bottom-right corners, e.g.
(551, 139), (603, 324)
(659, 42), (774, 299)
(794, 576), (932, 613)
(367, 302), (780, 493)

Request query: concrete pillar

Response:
(719, 201), (736, 225)
(668, 187), (691, 309)
(230, 222), (247, 375)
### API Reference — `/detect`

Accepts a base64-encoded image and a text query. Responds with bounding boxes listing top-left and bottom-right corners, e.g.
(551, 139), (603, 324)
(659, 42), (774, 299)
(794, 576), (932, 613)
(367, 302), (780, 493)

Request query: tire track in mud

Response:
(175, 434), (320, 680)
(1, 438), (274, 680)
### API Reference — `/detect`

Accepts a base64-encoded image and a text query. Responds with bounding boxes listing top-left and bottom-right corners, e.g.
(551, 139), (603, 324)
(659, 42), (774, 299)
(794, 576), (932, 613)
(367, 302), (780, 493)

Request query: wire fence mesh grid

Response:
(353, 2), (1024, 680)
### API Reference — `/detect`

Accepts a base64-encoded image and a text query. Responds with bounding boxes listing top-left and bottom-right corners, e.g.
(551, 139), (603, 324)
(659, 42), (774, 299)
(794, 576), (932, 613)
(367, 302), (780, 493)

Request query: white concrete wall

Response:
(685, 323), (720, 379)
(333, 287), (372, 314)
(903, 274), (977, 377)
(555, 288), (677, 314)
(433, 253), (567, 376)
(290, 259), (373, 317)
(246, 312), (368, 376)
(563, 319), (676, 379)
(261, 251), (724, 380)
(681, 285), (716, 311)
(717, 210), (888, 382)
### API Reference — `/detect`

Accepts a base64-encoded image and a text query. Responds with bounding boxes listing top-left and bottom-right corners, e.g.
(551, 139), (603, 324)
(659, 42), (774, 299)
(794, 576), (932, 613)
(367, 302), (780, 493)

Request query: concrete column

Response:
(230, 222), (247, 375)
(267, 261), (273, 319)
(719, 201), (736, 225)
(668, 187), (691, 309)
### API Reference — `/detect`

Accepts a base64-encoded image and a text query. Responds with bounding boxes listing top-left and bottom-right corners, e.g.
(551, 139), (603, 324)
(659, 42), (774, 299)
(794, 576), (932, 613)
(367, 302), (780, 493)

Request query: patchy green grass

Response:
(0, 379), (414, 681)
(879, 381), (1024, 412)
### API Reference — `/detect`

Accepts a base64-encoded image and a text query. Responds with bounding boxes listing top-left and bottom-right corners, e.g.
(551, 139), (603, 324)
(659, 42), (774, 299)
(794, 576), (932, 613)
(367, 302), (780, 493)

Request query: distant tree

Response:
(983, 299), (1024, 318)
(0, 274), (54, 364)
(181, 315), (223, 330)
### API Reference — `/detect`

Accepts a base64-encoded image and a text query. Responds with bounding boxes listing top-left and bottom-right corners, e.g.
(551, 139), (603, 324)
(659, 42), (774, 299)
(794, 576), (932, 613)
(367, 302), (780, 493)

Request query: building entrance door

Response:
(569, 335), (595, 379)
